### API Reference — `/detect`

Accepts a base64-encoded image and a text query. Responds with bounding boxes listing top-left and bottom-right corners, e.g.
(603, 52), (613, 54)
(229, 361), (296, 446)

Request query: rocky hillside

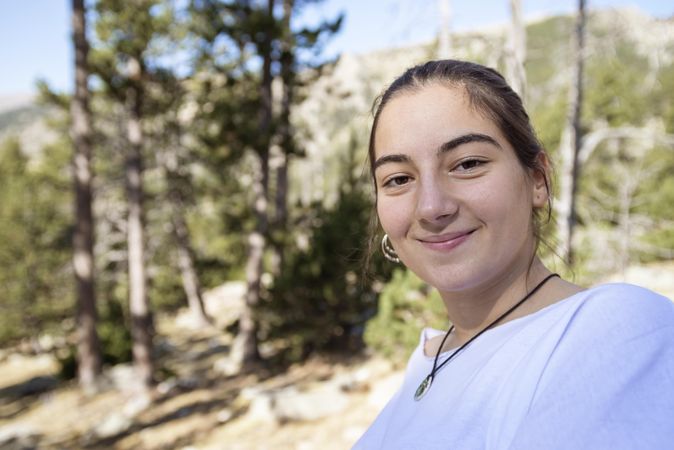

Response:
(291, 7), (674, 207)
(0, 94), (57, 158)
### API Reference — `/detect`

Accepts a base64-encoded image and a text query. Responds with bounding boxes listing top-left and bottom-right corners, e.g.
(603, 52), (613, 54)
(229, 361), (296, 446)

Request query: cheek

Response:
(471, 173), (531, 224)
(376, 195), (407, 237)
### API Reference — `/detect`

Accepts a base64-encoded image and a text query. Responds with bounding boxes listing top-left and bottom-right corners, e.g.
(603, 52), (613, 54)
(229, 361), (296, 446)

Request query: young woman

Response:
(354, 60), (674, 449)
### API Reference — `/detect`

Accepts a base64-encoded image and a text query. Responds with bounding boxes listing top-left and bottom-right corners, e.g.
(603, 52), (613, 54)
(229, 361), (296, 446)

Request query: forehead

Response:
(374, 83), (506, 159)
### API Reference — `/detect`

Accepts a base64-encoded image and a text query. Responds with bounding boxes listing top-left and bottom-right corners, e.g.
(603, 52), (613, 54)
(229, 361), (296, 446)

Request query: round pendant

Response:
(414, 374), (433, 401)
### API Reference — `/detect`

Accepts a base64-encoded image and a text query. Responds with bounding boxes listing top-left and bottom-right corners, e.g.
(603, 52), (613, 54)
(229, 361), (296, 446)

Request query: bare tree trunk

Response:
(231, 0), (275, 368)
(270, 0), (294, 274)
(169, 187), (211, 326)
(157, 139), (211, 326)
(437, 0), (452, 58)
(556, 0), (586, 265)
(71, 0), (102, 394)
(617, 170), (632, 277)
(506, 0), (527, 99)
(125, 56), (154, 389)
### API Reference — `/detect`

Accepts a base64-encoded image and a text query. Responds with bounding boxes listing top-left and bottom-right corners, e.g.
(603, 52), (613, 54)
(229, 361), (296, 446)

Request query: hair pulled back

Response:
(366, 60), (552, 263)
(369, 59), (547, 190)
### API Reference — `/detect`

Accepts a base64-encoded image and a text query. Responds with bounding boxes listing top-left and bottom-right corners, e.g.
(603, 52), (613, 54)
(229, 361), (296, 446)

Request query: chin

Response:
(407, 262), (478, 293)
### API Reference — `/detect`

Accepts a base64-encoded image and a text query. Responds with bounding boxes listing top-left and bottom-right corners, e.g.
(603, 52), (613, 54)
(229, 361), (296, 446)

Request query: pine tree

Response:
(71, 0), (103, 393)
(92, 0), (173, 389)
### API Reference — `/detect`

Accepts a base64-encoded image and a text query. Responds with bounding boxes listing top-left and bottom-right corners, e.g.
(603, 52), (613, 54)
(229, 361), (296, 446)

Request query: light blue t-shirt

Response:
(354, 283), (674, 449)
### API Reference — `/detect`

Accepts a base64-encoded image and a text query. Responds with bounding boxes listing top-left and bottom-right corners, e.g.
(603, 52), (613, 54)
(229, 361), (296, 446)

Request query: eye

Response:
(454, 158), (486, 172)
(383, 175), (411, 187)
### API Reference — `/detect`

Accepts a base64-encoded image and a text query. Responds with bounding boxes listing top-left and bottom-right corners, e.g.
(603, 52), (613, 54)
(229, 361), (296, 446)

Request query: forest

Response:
(0, 0), (673, 448)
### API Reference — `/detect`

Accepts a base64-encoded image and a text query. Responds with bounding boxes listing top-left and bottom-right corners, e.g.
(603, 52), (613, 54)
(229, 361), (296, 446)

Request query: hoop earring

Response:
(381, 234), (400, 263)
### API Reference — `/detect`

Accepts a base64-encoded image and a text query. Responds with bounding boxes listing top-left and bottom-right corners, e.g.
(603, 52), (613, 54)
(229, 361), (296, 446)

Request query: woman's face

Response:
(373, 83), (548, 294)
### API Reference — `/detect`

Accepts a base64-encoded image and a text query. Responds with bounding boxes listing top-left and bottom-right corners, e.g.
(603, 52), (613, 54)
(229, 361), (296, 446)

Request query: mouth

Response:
(417, 229), (476, 251)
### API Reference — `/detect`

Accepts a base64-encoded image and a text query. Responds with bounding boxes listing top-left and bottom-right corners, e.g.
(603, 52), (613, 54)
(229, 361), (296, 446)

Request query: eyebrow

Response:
(373, 132), (502, 171)
(437, 133), (502, 155)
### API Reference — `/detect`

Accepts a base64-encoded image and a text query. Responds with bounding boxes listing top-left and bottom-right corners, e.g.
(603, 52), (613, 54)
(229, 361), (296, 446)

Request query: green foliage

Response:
(364, 269), (447, 363)
(654, 62), (674, 133)
(98, 298), (134, 365)
(263, 183), (391, 362)
(58, 297), (134, 380)
(526, 16), (573, 87)
(584, 56), (648, 127)
(633, 144), (674, 259)
(0, 137), (73, 344)
(2, 5), (673, 376)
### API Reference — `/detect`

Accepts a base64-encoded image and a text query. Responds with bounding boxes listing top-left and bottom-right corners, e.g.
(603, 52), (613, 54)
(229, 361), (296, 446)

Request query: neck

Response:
(438, 257), (551, 344)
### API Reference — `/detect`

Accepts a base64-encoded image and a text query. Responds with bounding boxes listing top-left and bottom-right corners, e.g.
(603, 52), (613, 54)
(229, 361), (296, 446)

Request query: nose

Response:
(415, 176), (458, 224)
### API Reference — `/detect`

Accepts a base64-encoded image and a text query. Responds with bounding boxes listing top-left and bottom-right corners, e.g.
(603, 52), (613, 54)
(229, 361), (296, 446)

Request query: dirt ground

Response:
(0, 314), (401, 450)
(2, 262), (672, 449)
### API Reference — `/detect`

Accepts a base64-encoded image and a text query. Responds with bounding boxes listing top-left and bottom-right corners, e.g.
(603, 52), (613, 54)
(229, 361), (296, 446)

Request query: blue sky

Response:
(0, 0), (671, 96)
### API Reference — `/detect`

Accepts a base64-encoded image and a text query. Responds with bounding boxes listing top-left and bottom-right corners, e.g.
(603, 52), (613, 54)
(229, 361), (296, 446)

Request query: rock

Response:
(0, 423), (40, 450)
(157, 377), (179, 395)
(177, 376), (199, 390)
(154, 337), (177, 356)
(93, 412), (132, 439)
(245, 391), (275, 423)
(106, 364), (144, 393)
(174, 310), (210, 330)
(123, 393), (152, 417)
(343, 425), (367, 443)
(213, 356), (241, 377)
(202, 281), (246, 327)
(216, 408), (233, 423)
(272, 384), (349, 422)
(367, 372), (404, 409)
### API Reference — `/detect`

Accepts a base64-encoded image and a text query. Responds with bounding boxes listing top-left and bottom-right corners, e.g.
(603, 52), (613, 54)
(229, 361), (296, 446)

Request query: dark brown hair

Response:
(366, 60), (552, 264)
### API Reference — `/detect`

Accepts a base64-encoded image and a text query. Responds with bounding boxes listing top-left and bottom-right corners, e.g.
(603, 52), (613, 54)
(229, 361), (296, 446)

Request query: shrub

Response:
(364, 268), (447, 364)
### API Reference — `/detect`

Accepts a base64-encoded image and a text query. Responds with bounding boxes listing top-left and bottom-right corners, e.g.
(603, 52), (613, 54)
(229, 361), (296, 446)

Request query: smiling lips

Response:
(417, 230), (475, 251)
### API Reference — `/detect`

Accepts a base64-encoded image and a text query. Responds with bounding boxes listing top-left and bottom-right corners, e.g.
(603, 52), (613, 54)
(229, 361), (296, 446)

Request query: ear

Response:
(531, 151), (550, 209)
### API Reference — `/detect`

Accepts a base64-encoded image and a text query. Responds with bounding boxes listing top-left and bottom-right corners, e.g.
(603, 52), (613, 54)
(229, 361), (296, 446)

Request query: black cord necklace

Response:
(414, 273), (560, 401)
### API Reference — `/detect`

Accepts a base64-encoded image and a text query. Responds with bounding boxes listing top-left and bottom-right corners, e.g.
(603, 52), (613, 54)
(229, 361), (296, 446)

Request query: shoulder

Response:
(573, 282), (674, 330)
(538, 282), (674, 358)
(509, 284), (674, 448)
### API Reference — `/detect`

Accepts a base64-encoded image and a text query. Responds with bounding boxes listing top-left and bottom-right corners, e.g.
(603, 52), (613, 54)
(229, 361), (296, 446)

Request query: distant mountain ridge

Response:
(0, 7), (671, 166)
(0, 96), (57, 158)
(0, 94), (35, 114)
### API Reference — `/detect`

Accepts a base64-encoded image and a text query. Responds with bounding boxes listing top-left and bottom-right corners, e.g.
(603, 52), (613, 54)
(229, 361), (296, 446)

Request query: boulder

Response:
(0, 423), (40, 450)
(93, 412), (132, 439)
(272, 384), (349, 422)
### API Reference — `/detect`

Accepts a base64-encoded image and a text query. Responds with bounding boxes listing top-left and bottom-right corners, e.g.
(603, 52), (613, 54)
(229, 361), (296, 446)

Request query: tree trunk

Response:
(70, 0), (102, 394)
(271, 0), (294, 273)
(173, 214), (210, 326)
(158, 139), (211, 326)
(617, 164), (632, 277)
(125, 56), (154, 389)
(231, 0), (275, 368)
(437, 0), (452, 58)
(168, 186), (211, 326)
(506, 0), (527, 99)
(556, 0), (586, 265)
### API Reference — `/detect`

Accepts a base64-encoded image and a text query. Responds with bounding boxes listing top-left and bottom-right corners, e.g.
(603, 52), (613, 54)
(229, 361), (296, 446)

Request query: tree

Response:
(186, 0), (342, 368)
(437, 0), (452, 58)
(555, 0), (586, 265)
(232, 0), (276, 368)
(0, 136), (73, 346)
(156, 116), (213, 326)
(71, 0), (103, 393)
(92, 0), (173, 389)
(505, 0), (526, 99)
